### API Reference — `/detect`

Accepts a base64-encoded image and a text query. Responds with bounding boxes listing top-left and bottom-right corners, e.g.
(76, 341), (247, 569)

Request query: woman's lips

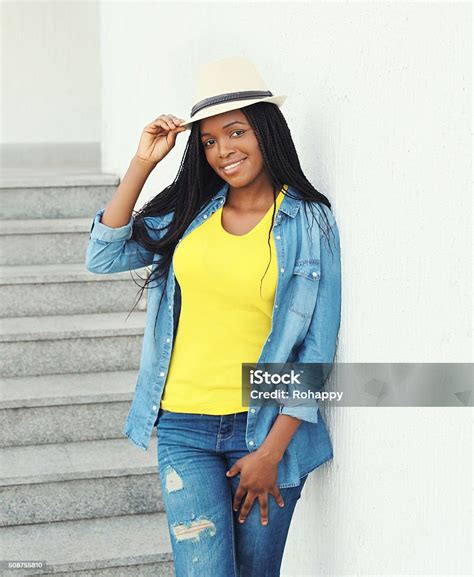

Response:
(221, 158), (247, 175)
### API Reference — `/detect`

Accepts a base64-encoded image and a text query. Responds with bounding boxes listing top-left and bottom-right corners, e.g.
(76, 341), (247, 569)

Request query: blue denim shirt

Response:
(85, 182), (341, 488)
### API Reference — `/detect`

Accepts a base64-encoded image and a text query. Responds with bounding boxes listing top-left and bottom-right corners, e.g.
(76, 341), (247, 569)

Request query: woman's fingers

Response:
(145, 118), (169, 132)
(238, 492), (257, 524)
(270, 486), (285, 508)
(234, 487), (284, 525)
(159, 114), (174, 131)
(147, 114), (185, 132)
(137, 113), (187, 164)
(168, 114), (186, 126)
(160, 114), (186, 131)
(233, 484), (246, 512)
(258, 494), (269, 525)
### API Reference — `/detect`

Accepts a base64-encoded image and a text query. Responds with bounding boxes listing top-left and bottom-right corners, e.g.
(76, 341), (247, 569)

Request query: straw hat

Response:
(179, 56), (286, 129)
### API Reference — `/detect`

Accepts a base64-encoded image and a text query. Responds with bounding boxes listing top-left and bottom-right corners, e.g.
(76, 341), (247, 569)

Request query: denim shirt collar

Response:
(210, 182), (303, 219)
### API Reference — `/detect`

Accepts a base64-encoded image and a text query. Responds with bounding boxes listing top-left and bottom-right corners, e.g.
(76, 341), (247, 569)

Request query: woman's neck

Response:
(227, 182), (282, 211)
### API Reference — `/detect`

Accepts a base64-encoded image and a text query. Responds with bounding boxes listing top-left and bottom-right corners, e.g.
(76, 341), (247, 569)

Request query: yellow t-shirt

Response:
(160, 184), (287, 414)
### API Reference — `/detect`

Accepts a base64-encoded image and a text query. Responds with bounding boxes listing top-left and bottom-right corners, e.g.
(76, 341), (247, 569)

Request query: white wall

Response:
(1, 0), (100, 143)
(98, 1), (472, 576)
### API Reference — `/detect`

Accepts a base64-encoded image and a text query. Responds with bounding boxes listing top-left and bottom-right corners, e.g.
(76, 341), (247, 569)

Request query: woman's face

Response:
(199, 109), (271, 189)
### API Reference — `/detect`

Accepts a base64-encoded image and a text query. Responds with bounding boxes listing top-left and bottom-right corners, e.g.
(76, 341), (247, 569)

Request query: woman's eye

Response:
(204, 130), (245, 148)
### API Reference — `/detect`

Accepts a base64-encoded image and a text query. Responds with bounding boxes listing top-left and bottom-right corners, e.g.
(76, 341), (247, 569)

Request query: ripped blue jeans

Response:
(156, 408), (308, 577)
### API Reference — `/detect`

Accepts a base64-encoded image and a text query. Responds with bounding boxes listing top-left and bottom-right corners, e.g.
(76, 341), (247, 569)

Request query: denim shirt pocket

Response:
(288, 258), (321, 319)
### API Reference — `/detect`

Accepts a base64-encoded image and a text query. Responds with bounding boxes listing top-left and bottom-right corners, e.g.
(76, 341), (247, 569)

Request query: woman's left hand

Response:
(226, 449), (285, 525)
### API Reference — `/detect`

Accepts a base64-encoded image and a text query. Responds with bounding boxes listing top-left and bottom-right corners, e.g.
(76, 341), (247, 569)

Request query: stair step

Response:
(0, 218), (94, 266)
(0, 312), (146, 377)
(0, 264), (148, 317)
(0, 172), (119, 188)
(1, 512), (173, 575)
(0, 263), (133, 284)
(1, 398), (134, 448)
(0, 311), (146, 342)
(1, 217), (92, 235)
(0, 437), (162, 526)
(1, 437), (156, 487)
(0, 369), (137, 409)
(0, 172), (119, 220)
(0, 369), (146, 447)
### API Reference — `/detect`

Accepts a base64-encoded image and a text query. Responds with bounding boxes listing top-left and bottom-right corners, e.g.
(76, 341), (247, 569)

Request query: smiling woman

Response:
(85, 56), (341, 577)
(200, 111), (273, 200)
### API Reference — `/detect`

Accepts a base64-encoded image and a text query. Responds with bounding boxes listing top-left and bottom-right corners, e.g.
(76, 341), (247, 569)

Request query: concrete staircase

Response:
(0, 173), (174, 576)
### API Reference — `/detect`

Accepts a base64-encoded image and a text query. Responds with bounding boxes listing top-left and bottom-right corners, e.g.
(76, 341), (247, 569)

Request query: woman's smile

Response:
(221, 157), (247, 175)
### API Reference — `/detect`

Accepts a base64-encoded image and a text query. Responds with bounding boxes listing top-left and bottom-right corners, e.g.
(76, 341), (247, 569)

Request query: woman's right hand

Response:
(135, 114), (187, 167)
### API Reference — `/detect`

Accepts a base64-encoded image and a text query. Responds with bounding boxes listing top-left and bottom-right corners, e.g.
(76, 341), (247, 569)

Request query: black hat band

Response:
(191, 90), (273, 117)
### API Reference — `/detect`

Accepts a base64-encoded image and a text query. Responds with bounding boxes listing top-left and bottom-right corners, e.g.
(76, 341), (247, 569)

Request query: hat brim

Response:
(178, 94), (287, 129)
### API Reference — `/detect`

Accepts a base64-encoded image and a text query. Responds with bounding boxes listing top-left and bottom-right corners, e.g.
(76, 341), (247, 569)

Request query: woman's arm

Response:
(85, 206), (171, 274)
(86, 114), (186, 273)
(85, 156), (160, 273)
(100, 155), (156, 228)
(256, 413), (302, 462)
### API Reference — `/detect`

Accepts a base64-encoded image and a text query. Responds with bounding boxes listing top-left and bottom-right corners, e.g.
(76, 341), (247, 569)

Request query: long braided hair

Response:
(125, 102), (335, 335)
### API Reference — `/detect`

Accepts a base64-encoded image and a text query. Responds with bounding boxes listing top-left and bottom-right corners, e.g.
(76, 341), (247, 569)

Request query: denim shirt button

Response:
(276, 235), (281, 240)
(312, 271), (318, 277)
(160, 372), (165, 377)
(168, 305), (172, 310)
(152, 405), (157, 411)
(166, 338), (170, 343)
(267, 337), (271, 342)
(280, 268), (285, 273)
(203, 214), (208, 219)
(249, 440), (255, 446)
(274, 304), (278, 308)
(250, 408), (256, 413)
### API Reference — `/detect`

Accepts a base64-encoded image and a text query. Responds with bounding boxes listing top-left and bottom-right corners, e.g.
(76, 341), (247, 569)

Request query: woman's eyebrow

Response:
(200, 120), (247, 138)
